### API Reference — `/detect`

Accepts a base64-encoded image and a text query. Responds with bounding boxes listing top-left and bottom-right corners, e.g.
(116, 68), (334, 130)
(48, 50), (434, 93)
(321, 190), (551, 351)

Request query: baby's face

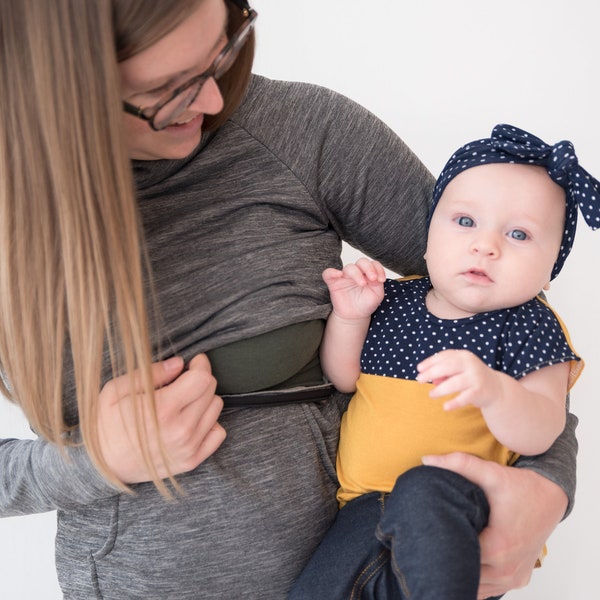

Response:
(424, 163), (565, 319)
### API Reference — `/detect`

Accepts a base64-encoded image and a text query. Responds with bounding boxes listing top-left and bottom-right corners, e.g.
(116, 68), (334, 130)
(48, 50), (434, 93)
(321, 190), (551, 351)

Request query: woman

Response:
(0, 0), (576, 598)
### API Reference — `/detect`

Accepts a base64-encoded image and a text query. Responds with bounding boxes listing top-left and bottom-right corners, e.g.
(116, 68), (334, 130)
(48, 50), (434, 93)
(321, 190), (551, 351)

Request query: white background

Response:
(1, 1), (598, 597)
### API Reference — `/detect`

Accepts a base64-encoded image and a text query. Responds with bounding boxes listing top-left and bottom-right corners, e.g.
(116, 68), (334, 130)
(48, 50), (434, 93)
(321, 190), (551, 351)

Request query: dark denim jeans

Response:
(289, 465), (501, 600)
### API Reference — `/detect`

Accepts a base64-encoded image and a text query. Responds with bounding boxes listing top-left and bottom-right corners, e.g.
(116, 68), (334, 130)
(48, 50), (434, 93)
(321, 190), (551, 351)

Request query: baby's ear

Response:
(542, 281), (551, 291)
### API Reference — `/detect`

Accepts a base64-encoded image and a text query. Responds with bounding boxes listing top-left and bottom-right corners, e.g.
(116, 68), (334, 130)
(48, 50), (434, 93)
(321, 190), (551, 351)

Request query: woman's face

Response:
(119, 0), (227, 161)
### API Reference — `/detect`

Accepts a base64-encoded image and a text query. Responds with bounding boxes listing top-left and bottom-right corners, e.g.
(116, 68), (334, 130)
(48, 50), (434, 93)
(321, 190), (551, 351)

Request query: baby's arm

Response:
(321, 259), (386, 393)
(416, 350), (568, 455)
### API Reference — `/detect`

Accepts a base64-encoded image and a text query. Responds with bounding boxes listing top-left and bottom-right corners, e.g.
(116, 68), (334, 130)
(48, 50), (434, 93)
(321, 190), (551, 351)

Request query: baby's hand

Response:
(322, 258), (386, 320)
(416, 349), (499, 410)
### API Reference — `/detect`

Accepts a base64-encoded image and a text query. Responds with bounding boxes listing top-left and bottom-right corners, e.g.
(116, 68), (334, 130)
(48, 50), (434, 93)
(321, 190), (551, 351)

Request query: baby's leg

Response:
(376, 465), (490, 600)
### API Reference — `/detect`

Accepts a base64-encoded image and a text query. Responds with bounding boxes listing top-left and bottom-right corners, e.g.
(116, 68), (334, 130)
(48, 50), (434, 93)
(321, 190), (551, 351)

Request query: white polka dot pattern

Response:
(360, 278), (580, 380)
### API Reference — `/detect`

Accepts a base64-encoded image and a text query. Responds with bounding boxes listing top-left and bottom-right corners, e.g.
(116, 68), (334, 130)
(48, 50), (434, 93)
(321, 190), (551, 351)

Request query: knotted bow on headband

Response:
(430, 124), (600, 279)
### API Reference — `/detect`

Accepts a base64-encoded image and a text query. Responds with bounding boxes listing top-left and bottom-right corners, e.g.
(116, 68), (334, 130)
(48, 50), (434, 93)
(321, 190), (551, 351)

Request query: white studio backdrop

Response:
(1, 1), (598, 598)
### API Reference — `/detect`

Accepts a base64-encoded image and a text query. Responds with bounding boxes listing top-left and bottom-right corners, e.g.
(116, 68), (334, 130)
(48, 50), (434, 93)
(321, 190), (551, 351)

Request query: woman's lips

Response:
(165, 112), (203, 133)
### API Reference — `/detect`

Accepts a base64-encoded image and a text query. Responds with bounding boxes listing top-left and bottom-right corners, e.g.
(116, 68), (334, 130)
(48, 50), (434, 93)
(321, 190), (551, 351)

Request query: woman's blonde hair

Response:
(0, 0), (254, 494)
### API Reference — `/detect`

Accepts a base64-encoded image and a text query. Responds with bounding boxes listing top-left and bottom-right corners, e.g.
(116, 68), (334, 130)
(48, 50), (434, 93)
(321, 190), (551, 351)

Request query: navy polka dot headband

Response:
(430, 124), (600, 279)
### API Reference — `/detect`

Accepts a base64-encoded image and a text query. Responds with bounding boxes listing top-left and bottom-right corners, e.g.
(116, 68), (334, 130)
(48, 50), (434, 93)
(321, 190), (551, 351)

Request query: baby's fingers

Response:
(443, 394), (470, 411)
(342, 263), (365, 280)
(415, 362), (451, 385)
(417, 349), (469, 381)
(355, 258), (386, 283)
(322, 267), (344, 284)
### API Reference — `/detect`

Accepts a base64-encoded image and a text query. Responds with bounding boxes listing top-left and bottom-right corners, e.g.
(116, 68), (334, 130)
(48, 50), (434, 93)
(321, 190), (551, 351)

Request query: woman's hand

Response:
(97, 354), (226, 484)
(422, 452), (567, 599)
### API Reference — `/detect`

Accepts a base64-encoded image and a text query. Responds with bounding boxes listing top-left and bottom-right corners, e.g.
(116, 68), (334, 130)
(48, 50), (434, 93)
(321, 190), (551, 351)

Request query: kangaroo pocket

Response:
(55, 400), (344, 600)
(55, 494), (120, 599)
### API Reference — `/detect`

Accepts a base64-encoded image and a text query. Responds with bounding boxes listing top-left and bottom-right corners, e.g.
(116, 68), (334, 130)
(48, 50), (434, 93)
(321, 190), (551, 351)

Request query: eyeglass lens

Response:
(152, 16), (254, 130)
(153, 85), (202, 130)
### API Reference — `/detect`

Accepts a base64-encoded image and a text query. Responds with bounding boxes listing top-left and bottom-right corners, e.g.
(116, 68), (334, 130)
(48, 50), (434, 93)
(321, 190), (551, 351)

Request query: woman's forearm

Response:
(512, 404), (578, 517)
(0, 436), (119, 516)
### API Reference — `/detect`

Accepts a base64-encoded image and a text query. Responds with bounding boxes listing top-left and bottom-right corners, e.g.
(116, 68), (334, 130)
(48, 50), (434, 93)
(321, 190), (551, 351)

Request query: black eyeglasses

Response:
(123, 5), (257, 131)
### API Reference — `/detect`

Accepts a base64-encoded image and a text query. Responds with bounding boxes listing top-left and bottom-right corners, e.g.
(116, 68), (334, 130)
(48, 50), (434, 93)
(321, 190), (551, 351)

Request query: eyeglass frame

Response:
(122, 4), (257, 131)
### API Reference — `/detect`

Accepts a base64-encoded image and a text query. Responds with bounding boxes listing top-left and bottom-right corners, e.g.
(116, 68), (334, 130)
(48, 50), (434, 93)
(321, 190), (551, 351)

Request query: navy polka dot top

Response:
(360, 277), (581, 381)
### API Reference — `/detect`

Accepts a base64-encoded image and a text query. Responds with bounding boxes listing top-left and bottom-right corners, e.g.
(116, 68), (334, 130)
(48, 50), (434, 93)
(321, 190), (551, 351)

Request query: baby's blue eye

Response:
(509, 229), (528, 241)
(456, 216), (474, 227)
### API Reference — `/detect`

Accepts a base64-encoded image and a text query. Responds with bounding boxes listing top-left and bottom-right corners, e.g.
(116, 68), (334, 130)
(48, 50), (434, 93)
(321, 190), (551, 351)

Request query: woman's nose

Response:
(191, 76), (224, 116)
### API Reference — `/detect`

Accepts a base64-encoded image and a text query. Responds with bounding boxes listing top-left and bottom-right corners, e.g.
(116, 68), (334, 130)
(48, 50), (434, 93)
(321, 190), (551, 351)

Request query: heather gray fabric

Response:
(0, 76), (578, 599)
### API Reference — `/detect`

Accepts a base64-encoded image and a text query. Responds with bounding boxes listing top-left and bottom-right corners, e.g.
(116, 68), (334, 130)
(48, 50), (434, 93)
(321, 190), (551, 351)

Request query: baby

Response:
(290, 124), (600, 600)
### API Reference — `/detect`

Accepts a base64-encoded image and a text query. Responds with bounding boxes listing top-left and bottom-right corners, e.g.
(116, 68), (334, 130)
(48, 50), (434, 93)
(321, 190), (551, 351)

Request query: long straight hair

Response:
(0, 0), (254, 494)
